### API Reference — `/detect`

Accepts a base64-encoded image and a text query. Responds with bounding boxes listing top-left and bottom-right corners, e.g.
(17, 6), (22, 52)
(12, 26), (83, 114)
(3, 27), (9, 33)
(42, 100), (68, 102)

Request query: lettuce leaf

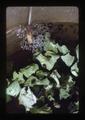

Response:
(61, 53), (75, 67)
(50, 70), (60, 88)
(44, 32), (58, 53)
(6, 81), (21, 97)
(24, 76), (38, 87)
(20, 64), (39, 78)
(18, 87), (37, 111)
(30, 104), (52, 114)
(36, 78), (50, 86)
(25, 76), (50, 87)
(12, 71), (25, 83)
(35, 70), (48, 79)
(56, 44), (70, 55)
(36, 53), (59, 70)
(59, 88), (70, 100)
(71, 62), (79, 77)
(76, 45), (79, 61)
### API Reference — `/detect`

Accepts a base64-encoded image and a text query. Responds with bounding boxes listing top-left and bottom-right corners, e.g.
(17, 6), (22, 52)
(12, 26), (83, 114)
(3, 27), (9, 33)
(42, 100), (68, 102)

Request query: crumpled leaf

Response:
(12, 71), (25, 83)
(59, 88), (70, 100)
(56, 43), (70, 54)
(12, 71), (18, 80)
(36, 78), (50, 86)
(44, 41), (58, 54)
(76, 45), (79, 61)
(68, 101), (79, 113)
(44, 51), (56, 57)
(67, 76), (75, 90)
(24, 76), (38, 87)
(74, 101), (79, 112)
(6, 78), (10, 86)
(30, 104), (52, 114)
(71, 62), (79, 77)
(47, 95), (55, 101)
(36, 53), (59, 70)
(33, 51), (40, 57)
(25, 76), (50, 87)
(60, 76), (75, 100)
(44, 32), (58, 53)
(18, 87), (37, 111)
(44, 84), (53, 91)
(36, 70), (48, 79)
(61, 53), (75, 67)
(53, 102), (61, 108)
(52, 70), (61, 79)
(6, 81), (21, 97)
(20, 64), (39, 78)
(45, 86), (54, 100)
(50, 70), (60, 88)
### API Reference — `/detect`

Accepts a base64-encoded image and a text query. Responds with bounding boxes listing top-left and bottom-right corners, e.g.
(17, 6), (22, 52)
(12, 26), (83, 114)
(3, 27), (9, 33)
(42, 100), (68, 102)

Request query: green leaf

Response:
(44, 40), (58, 54)
(71, 62), (79, 77)
(76, 45), (79, 61)
(36, 70), (48, 79)
(68, 101), (79, 113)
(33, 51), (40, 57)
(36, 53), (59, 70)
(44, 51), (56, 57)
(12, 71), (25, 83)
(36, 78), (50, 86)
(60, 88), (70, 100)
(47, 95), (55, 101)
(18, 87), (37, 111)
(56, 44), (70, 55)
(75, 101), (79, 111)
(61, 75), (75, 89)
(61, 53), (75, 67)
(18, 72), (25, 83)
(44, 84), (53, 91)
(67, 76), (75, 91)
(50, 70), (60, 88)
(12, 71), (18, 80)
(30, 104), (52, 114)
(6, 81), (21, 97)
(44, 32), (58, 53)
(59, 76), (75, 100)
(25, 76), (50, 87)
(51, 70), (61, 79)
(20, 64), (39, 78)
(24, 76), (39, 87)
(53, 102), (61, 108)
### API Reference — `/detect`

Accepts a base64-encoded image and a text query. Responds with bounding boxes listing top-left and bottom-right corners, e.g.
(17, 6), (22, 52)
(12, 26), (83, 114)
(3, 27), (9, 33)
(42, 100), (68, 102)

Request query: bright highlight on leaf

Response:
(18, 87), (37, 111)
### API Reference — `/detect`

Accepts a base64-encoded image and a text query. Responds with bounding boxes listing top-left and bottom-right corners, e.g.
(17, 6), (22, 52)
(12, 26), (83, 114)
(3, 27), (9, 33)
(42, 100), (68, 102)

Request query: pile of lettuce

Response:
(6, 32), (79, 113)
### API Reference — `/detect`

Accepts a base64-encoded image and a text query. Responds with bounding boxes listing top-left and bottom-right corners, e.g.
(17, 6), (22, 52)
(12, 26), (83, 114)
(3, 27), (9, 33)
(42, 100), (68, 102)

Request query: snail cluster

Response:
(16, 23), (54, 53)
